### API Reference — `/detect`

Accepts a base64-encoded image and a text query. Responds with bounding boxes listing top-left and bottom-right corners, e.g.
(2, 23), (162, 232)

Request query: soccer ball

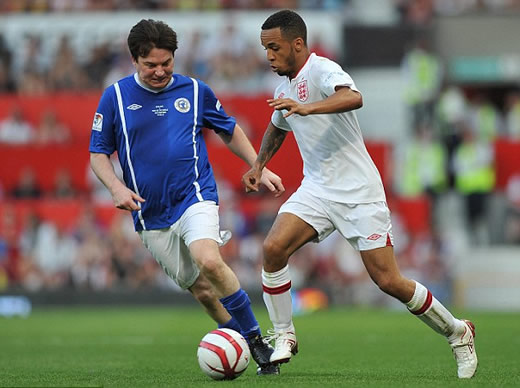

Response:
(197, 328), (251, 380)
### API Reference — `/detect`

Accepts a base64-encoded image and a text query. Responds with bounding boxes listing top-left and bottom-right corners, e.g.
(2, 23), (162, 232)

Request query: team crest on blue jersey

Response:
(92, 113), (103, 131)
(174, 98), (191, 113)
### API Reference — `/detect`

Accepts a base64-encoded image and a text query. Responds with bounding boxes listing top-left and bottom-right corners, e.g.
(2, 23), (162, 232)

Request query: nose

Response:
(155, 67), (165, 76)
(266, 50), (275, 62)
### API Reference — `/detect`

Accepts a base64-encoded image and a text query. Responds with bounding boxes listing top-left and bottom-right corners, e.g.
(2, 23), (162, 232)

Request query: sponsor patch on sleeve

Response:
(92, 112), (103, 132)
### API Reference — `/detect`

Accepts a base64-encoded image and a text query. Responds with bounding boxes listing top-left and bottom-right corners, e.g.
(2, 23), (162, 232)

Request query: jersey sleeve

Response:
(270, 86), (292, 132)
(311, 57), (360, 97)
(200, 81), (236, 135)
(89, 86), (117, 155)
(271, 109), (292, 132)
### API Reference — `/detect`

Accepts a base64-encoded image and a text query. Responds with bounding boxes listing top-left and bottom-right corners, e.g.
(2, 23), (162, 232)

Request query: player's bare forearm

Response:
(242, 123), (286, 195)
(254, 122), (287, 170)
(268, 86), (362, 117)
(90, 153), (122, 193)
(90, 152), (144, 211)
(219, 124), (257, 166)
(308, 86), (362, 114)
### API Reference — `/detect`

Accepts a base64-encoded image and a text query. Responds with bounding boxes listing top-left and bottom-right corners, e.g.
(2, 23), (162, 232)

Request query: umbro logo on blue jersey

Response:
(127, 104), (142, 110)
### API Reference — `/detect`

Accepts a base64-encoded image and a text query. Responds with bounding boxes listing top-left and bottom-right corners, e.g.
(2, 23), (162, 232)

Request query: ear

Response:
(293, 37), (305, 53)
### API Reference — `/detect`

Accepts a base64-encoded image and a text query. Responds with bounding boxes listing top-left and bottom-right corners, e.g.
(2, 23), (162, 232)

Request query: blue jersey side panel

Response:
(89, 74), (236, 231)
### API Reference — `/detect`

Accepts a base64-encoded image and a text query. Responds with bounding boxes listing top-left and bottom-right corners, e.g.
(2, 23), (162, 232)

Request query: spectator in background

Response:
(435, 85), (467, 187)
(35, 109), (70, 144)
(10, 168), (42, 199)
(51, 169), (77, 199)
(466, 94), (503, 142)
(504, 91), (520, 140)
(401, 38), (443, 132)
(396, 123), (447, 200)
(453, 127), (495, 245)
(0, 105), (35, 144)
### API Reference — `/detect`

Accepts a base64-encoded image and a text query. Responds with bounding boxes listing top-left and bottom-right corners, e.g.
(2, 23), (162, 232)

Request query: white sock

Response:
(262, 265), (294, 332)
(406, 280), (464, 343)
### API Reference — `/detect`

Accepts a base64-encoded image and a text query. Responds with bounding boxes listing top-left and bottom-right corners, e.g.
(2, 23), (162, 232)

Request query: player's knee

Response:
(197, 256), (224, 277)
(263, 238), (287, 263)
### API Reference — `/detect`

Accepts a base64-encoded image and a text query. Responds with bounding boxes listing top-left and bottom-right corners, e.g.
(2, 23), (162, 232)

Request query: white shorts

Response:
(138, 201), (223, 289)
(279, 187), (394, 251)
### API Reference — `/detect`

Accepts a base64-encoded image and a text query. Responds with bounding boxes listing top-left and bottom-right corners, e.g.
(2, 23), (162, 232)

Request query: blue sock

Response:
(218, 317), (241, 333)
(220, 289), (261, 341)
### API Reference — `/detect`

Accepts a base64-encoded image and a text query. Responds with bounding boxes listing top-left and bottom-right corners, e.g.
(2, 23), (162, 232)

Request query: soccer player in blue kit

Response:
(89, 19), (283, 375)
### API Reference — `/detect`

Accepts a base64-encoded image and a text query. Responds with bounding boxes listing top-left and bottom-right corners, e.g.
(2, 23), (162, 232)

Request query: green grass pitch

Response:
(1, 306), (518, 387)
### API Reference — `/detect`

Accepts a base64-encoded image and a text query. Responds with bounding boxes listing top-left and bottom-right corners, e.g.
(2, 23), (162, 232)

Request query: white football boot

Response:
(450, 320), (478, 378)
(268, 329), (299, 364)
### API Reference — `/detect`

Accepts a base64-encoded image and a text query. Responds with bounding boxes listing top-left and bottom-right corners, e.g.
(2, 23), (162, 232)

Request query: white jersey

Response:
(271, 53), (386, 204)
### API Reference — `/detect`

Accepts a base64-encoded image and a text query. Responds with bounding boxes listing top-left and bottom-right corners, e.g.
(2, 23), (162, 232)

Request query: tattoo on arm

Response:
(257, 125), (287, 167)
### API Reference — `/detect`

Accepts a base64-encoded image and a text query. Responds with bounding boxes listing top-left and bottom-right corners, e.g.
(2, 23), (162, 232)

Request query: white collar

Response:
(133, 73), (174, 93)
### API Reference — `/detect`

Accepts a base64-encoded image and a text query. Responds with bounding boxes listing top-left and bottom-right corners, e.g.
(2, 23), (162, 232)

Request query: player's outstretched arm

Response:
(242, 122), (287, 194)
(90, 152), (145, 211)
(268, 86), (362, 118)
(219, 124), (285, 196)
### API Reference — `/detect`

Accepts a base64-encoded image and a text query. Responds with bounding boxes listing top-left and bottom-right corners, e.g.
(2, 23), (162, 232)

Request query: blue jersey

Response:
(89, 73), (236, 231)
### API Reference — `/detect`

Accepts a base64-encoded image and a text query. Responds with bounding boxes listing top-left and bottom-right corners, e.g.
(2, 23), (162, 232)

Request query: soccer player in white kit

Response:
(242, 10), (478, 379)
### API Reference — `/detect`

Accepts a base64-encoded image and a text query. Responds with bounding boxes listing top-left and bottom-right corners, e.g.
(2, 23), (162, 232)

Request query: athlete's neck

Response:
(289, 51), (311, 80)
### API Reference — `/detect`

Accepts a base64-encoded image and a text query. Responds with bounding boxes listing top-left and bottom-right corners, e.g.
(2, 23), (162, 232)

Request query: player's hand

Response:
(242, 167), (262, 194)
(260, 168), (285, 197)
(267, 98), (310, 118)
(112, 185), (145, 211)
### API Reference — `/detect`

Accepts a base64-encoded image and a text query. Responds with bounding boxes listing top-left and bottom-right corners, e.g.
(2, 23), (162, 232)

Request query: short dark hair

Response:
(262, 10), (307, 46)
(127, 19), (178, 61)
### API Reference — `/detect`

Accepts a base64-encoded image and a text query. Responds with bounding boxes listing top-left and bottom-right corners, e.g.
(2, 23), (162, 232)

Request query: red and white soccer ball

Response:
(197, 328), (251, 380)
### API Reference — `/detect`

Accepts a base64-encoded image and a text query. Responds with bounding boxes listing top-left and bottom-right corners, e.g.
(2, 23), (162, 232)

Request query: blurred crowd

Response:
(397, 40), (520, 249)
(1, 0), (520, 15)
(0, 21), (339, 95)
(0, 0), (344, 12)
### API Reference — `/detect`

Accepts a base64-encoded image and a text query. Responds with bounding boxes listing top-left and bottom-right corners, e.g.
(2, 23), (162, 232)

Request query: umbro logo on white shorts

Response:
(127, 104), (142, 110)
